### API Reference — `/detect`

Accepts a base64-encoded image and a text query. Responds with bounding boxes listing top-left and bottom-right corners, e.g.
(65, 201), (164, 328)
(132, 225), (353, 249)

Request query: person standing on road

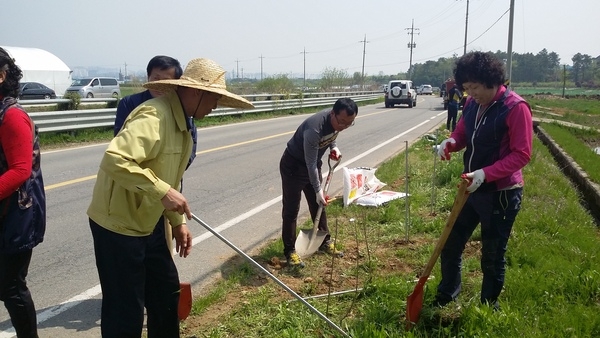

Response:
(0, 47), (46, 338)
(87, 58), (253, 338)
(434, 51), (533, 310)
(447, 83), (462, 131)
(280, 98), (358, 268)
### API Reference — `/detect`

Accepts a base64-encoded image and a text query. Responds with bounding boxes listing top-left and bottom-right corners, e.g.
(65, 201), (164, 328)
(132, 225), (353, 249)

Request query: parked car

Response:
(18, 82), (56, 100)
(65, 77), (121, 98)
(384, 80), (417, 108)
(417, 84), (433, 95)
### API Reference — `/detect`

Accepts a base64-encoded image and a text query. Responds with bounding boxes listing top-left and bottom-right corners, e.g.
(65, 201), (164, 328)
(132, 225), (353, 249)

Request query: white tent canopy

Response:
(2, 46), (72, 97)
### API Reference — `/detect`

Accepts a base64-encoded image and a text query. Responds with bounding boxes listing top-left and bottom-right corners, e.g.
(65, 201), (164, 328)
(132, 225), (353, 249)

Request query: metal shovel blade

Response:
(295, 228), (328, 257)
(295, 204), (326, 258)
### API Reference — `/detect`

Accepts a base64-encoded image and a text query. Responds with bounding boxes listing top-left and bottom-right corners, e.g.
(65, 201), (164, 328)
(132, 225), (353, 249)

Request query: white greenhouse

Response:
(2, 46), (72, 97)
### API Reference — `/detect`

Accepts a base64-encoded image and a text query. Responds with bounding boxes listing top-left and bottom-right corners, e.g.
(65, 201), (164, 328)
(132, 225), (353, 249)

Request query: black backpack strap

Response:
(0, 97), (19, 126)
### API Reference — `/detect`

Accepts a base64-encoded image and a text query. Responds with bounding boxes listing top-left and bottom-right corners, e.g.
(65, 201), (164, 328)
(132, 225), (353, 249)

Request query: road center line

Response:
(43, 111), (378, 190)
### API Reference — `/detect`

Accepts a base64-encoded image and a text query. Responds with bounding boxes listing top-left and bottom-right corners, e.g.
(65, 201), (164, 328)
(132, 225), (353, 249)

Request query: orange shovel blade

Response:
(405, 275), (429, 329)
(178, 282), (192, 321)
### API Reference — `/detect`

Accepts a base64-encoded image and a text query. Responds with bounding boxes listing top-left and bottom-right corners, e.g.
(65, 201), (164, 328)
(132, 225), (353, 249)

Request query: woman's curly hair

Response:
(0, 47), (23, 98)
(454, 51), (505, 91)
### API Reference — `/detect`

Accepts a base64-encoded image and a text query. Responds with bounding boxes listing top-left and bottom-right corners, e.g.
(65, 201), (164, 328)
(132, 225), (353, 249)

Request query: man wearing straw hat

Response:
(87, 58), (253, 338)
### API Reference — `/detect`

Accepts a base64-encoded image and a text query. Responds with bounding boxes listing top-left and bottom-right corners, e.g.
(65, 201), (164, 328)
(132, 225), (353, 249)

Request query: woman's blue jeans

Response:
(436, 188), (522, 305)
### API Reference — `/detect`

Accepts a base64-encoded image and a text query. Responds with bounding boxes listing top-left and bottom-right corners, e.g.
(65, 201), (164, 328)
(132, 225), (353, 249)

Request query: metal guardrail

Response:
(23, 91), (382, 133)
(18, 97), (118, 105)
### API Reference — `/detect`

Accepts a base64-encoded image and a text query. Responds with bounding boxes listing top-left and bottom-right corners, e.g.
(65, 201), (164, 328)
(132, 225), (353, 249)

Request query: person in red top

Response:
(0, 46), (46, 338)
(434, 51), (532, 310)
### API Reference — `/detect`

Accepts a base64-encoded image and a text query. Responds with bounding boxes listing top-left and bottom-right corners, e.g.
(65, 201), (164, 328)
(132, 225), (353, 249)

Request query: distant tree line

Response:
(224, 49), (600, 94)
(408, 49), (600, 88)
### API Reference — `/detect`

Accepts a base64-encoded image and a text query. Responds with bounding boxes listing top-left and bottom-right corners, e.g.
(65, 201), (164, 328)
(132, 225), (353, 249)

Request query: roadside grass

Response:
(539, 122), (600, 185)
(120, 86), (144, 97)
(514, 87), (600, 97)
(527, 96), (600, 115)
(37, 98), (383, 150)
(527, 96), (600, 130)
(180, 131), (600, 338)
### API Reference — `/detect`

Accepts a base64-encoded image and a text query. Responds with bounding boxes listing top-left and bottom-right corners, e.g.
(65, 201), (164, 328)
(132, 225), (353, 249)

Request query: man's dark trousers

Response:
(280, 150), (330, 257)
(90, 217), (180, 338)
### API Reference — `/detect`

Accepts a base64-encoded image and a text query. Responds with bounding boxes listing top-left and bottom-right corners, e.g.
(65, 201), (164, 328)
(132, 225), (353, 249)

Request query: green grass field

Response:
(514, 87), (600, 96)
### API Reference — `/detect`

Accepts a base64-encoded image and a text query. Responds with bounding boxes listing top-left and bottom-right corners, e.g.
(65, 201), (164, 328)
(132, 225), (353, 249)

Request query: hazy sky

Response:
(4, 0), (599, 78)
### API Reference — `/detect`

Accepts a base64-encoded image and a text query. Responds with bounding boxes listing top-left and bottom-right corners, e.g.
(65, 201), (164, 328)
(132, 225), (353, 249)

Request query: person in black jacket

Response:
(447, 83), (462, 131)
(280, 98), (357, 268)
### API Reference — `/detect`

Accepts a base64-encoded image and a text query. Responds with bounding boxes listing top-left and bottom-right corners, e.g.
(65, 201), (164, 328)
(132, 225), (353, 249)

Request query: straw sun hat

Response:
(143, 58), (254, 109)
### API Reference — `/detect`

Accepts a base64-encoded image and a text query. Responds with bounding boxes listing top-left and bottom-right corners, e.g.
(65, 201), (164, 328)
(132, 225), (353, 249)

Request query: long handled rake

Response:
(191, 213), (351, 338)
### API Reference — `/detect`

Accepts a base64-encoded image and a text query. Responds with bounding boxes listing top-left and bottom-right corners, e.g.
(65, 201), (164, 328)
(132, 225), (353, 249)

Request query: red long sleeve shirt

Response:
(0, 105), (33, 201)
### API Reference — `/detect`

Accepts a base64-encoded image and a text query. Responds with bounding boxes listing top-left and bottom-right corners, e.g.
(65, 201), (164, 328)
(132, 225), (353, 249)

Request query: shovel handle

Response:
(311, 156), (341, 229)
(420, 179), (470, 278)
(323, 155), (341, 195)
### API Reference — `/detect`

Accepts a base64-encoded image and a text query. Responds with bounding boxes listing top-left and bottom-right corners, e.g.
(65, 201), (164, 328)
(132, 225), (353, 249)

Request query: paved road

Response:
(0, 96), (447, 337)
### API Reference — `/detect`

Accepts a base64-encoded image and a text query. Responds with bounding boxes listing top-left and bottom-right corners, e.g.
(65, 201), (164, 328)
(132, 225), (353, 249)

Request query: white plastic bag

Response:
(355, 190), (407, 207)
(342, 167), (386, 206)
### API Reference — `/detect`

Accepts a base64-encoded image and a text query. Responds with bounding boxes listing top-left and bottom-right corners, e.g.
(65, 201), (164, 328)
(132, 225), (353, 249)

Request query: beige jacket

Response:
(87, 91), (192, 236)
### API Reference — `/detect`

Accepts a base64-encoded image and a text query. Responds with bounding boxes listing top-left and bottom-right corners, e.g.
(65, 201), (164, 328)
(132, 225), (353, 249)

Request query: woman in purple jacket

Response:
(434, 51), (533, 310)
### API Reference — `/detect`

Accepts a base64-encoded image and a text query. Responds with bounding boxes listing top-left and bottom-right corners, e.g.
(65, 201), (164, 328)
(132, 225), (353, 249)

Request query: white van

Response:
(65, 77), (121, 98)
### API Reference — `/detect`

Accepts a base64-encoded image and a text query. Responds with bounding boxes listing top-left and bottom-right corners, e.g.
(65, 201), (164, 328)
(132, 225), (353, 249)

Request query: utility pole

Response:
(241, 67), (244, 79)
(235, 59), (240, 78)
(506, 0), (515, 87)
(463, 0), (470, 55)
(301, 47), (308, 89)
(123, 62), (128, 78)
(259, 54), (265, 81)
(359, 34), (369, 89)
(406, 19), (419, 79)
(562, 65), (566, 98)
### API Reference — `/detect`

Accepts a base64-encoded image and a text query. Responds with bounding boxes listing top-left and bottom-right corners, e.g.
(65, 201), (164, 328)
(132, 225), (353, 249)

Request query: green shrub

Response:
(107, 98), (119, 109)
(59, 92), (80, 110)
